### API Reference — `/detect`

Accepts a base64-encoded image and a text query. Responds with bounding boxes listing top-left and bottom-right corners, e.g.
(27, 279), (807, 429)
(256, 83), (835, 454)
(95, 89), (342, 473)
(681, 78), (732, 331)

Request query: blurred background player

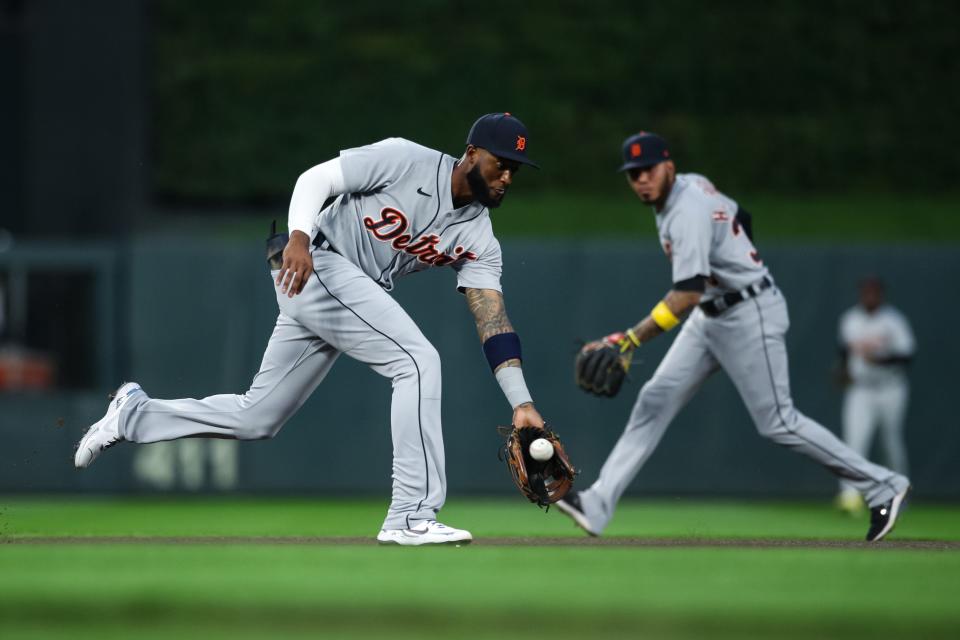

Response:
(835, 277), (916, 513)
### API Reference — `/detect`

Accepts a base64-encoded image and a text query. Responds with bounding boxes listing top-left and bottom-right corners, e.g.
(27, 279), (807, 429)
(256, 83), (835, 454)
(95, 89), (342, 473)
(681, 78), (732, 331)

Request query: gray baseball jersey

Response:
(319, 138), (502, 293)
(115, 137), (505, 532)
(655, 173), (769, 298)
(573, 171), (909, 535)
(839, 304), (915, 387)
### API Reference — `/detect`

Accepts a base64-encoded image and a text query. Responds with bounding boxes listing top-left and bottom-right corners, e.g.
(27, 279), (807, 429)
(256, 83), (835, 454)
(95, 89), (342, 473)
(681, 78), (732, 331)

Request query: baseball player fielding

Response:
(560, 132), (910, 543)
(75, 113), (549, 546)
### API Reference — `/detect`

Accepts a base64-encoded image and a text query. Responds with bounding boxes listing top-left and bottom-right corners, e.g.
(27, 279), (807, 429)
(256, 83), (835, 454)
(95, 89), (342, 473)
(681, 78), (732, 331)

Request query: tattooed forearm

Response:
(464, 288), (515, 342)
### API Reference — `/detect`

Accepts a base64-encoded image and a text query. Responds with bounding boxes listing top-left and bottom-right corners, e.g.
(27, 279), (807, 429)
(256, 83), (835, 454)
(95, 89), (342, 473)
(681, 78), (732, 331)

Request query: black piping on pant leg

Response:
(311, 268), (431, 529)
(750, 297), (896, 492)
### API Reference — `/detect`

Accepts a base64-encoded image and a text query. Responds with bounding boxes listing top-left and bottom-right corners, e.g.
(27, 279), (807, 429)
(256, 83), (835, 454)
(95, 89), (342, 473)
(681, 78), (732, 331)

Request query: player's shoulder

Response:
(669, 173), (726, 221)
(677, 173), (731, 206)
(840, 304), (861, 318)
(474, 213), (502, 251)
(681, 173), (718, 193)
(360, 137), (440, 160)
(474, 211), (498, 239)
(839, 305), (862, 325)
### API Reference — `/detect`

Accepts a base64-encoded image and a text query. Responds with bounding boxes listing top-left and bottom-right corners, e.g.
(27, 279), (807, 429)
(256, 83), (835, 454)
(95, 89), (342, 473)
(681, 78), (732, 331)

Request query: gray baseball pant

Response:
(839, 382), (910, 495)
(119, 250), (446, 530)
(580, 287), (909, 534)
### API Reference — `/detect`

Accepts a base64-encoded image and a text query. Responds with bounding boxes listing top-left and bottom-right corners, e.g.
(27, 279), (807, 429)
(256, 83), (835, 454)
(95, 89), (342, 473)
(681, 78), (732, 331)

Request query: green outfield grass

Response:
(2, 497), (959, 639)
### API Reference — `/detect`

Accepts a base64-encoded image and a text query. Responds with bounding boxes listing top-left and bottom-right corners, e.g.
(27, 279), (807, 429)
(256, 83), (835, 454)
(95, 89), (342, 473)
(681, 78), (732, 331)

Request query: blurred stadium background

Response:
(1, 0), (957, 498)
(3, 3), (960, 639)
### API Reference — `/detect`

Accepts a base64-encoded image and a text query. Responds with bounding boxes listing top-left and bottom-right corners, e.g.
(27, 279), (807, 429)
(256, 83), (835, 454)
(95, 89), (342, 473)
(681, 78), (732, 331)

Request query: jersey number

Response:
(732, 217), (762, 264)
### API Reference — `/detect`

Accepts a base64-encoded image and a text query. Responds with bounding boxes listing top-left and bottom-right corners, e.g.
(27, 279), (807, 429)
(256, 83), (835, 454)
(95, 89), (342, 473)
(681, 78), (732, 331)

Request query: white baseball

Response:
(529, 438), (554, 461)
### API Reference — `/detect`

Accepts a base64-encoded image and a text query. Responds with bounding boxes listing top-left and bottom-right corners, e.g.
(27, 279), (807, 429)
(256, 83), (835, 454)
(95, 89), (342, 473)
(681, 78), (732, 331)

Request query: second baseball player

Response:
(559, 132), (911, 542)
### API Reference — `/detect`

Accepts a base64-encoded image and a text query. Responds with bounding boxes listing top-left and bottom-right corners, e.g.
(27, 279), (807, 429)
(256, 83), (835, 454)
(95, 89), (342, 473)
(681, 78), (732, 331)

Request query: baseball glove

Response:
(574, 331), (638, 398)
(498, 425), (577, 508)
(266, 219), (289, 270)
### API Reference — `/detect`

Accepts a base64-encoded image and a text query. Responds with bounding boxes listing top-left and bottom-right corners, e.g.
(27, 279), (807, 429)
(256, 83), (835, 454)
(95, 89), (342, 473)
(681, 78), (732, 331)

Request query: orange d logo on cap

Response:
(619, 132), (670, 172)
(465, 112), (540, 168)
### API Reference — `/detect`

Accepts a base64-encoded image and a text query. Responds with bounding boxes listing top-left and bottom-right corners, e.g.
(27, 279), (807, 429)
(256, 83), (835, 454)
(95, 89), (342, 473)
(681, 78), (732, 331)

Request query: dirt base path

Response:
(3, 536), (958, 550)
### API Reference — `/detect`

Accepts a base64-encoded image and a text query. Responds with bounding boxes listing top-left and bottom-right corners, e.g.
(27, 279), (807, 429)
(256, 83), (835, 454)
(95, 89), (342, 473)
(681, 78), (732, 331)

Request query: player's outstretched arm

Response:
(583, 288), (702, 357)
(574, 288), (702, 398)
(626, 289), (703, 346)
(463, 288), (544, 429)
(464, 287), (516, 343)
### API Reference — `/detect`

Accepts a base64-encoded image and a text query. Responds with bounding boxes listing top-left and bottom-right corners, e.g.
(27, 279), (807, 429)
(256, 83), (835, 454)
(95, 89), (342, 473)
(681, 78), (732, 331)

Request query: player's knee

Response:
(636, 378), (671, 413)
(419, 345), (443, 391)
(415, 341), (441, 367)
(233, 404), (288, 440)
(398, 341), (442, 386)
(753, 404), (797, 440)
(235, 420), (282, 440)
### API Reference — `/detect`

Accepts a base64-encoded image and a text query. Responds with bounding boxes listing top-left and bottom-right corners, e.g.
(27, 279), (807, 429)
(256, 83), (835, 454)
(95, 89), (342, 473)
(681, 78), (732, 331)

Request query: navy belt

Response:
(312, 231), (339, 254)
(699, 276), (772, 317)
(266, 227), (339, 270)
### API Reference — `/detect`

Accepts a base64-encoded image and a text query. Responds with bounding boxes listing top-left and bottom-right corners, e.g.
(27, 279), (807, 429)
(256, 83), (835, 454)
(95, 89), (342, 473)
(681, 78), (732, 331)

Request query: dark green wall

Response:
(152, 1), (959, 203)
(1, 0), (147, 237)
(2, 240), (958, 498)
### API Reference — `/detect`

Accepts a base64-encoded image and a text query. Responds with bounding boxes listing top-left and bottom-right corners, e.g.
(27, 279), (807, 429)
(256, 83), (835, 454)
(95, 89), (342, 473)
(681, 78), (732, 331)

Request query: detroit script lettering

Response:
(363, 207), (479, 267)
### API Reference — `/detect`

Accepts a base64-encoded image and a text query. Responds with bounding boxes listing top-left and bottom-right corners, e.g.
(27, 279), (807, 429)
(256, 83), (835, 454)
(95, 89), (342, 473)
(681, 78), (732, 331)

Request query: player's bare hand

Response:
(276, 230), (312, 297)
(512, 402), (545, 430)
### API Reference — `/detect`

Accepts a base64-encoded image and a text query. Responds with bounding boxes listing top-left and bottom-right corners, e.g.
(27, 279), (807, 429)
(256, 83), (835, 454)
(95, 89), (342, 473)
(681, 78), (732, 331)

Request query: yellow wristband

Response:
(651, 301), (680, 331)
(625, 328), (642, 348)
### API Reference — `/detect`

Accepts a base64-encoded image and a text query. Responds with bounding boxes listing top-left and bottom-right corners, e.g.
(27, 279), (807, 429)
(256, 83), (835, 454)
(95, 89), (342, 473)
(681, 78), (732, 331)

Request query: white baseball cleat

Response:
(74, 382), (142, 469)
(377, 520), (473, 546)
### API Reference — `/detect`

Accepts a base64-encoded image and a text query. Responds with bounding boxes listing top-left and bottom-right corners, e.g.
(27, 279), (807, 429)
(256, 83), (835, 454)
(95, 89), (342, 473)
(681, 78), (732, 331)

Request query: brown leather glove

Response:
(498, 425), (576, 508)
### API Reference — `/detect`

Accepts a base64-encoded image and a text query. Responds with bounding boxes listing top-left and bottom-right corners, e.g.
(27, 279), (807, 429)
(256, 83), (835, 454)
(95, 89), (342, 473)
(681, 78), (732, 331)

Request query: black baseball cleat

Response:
(556, 490), (600, 537)
(865, 486), (910, 542)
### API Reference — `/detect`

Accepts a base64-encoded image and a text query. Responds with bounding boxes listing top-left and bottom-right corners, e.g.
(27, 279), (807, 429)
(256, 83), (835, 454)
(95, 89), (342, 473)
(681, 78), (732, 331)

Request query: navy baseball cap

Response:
(466, 113), (540, 169)
(618, 132), (671, 172)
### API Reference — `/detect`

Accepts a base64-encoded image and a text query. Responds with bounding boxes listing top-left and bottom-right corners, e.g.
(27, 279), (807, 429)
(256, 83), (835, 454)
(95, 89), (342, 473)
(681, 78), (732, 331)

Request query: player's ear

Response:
(463, 144), (480, 169)
(664, 160), (676, 181)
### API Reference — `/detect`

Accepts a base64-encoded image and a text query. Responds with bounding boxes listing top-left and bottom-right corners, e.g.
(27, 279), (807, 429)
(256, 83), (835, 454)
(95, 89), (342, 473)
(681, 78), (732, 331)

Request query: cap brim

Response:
(618, 158), (665, 172)
(490, 149), (541, 170)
